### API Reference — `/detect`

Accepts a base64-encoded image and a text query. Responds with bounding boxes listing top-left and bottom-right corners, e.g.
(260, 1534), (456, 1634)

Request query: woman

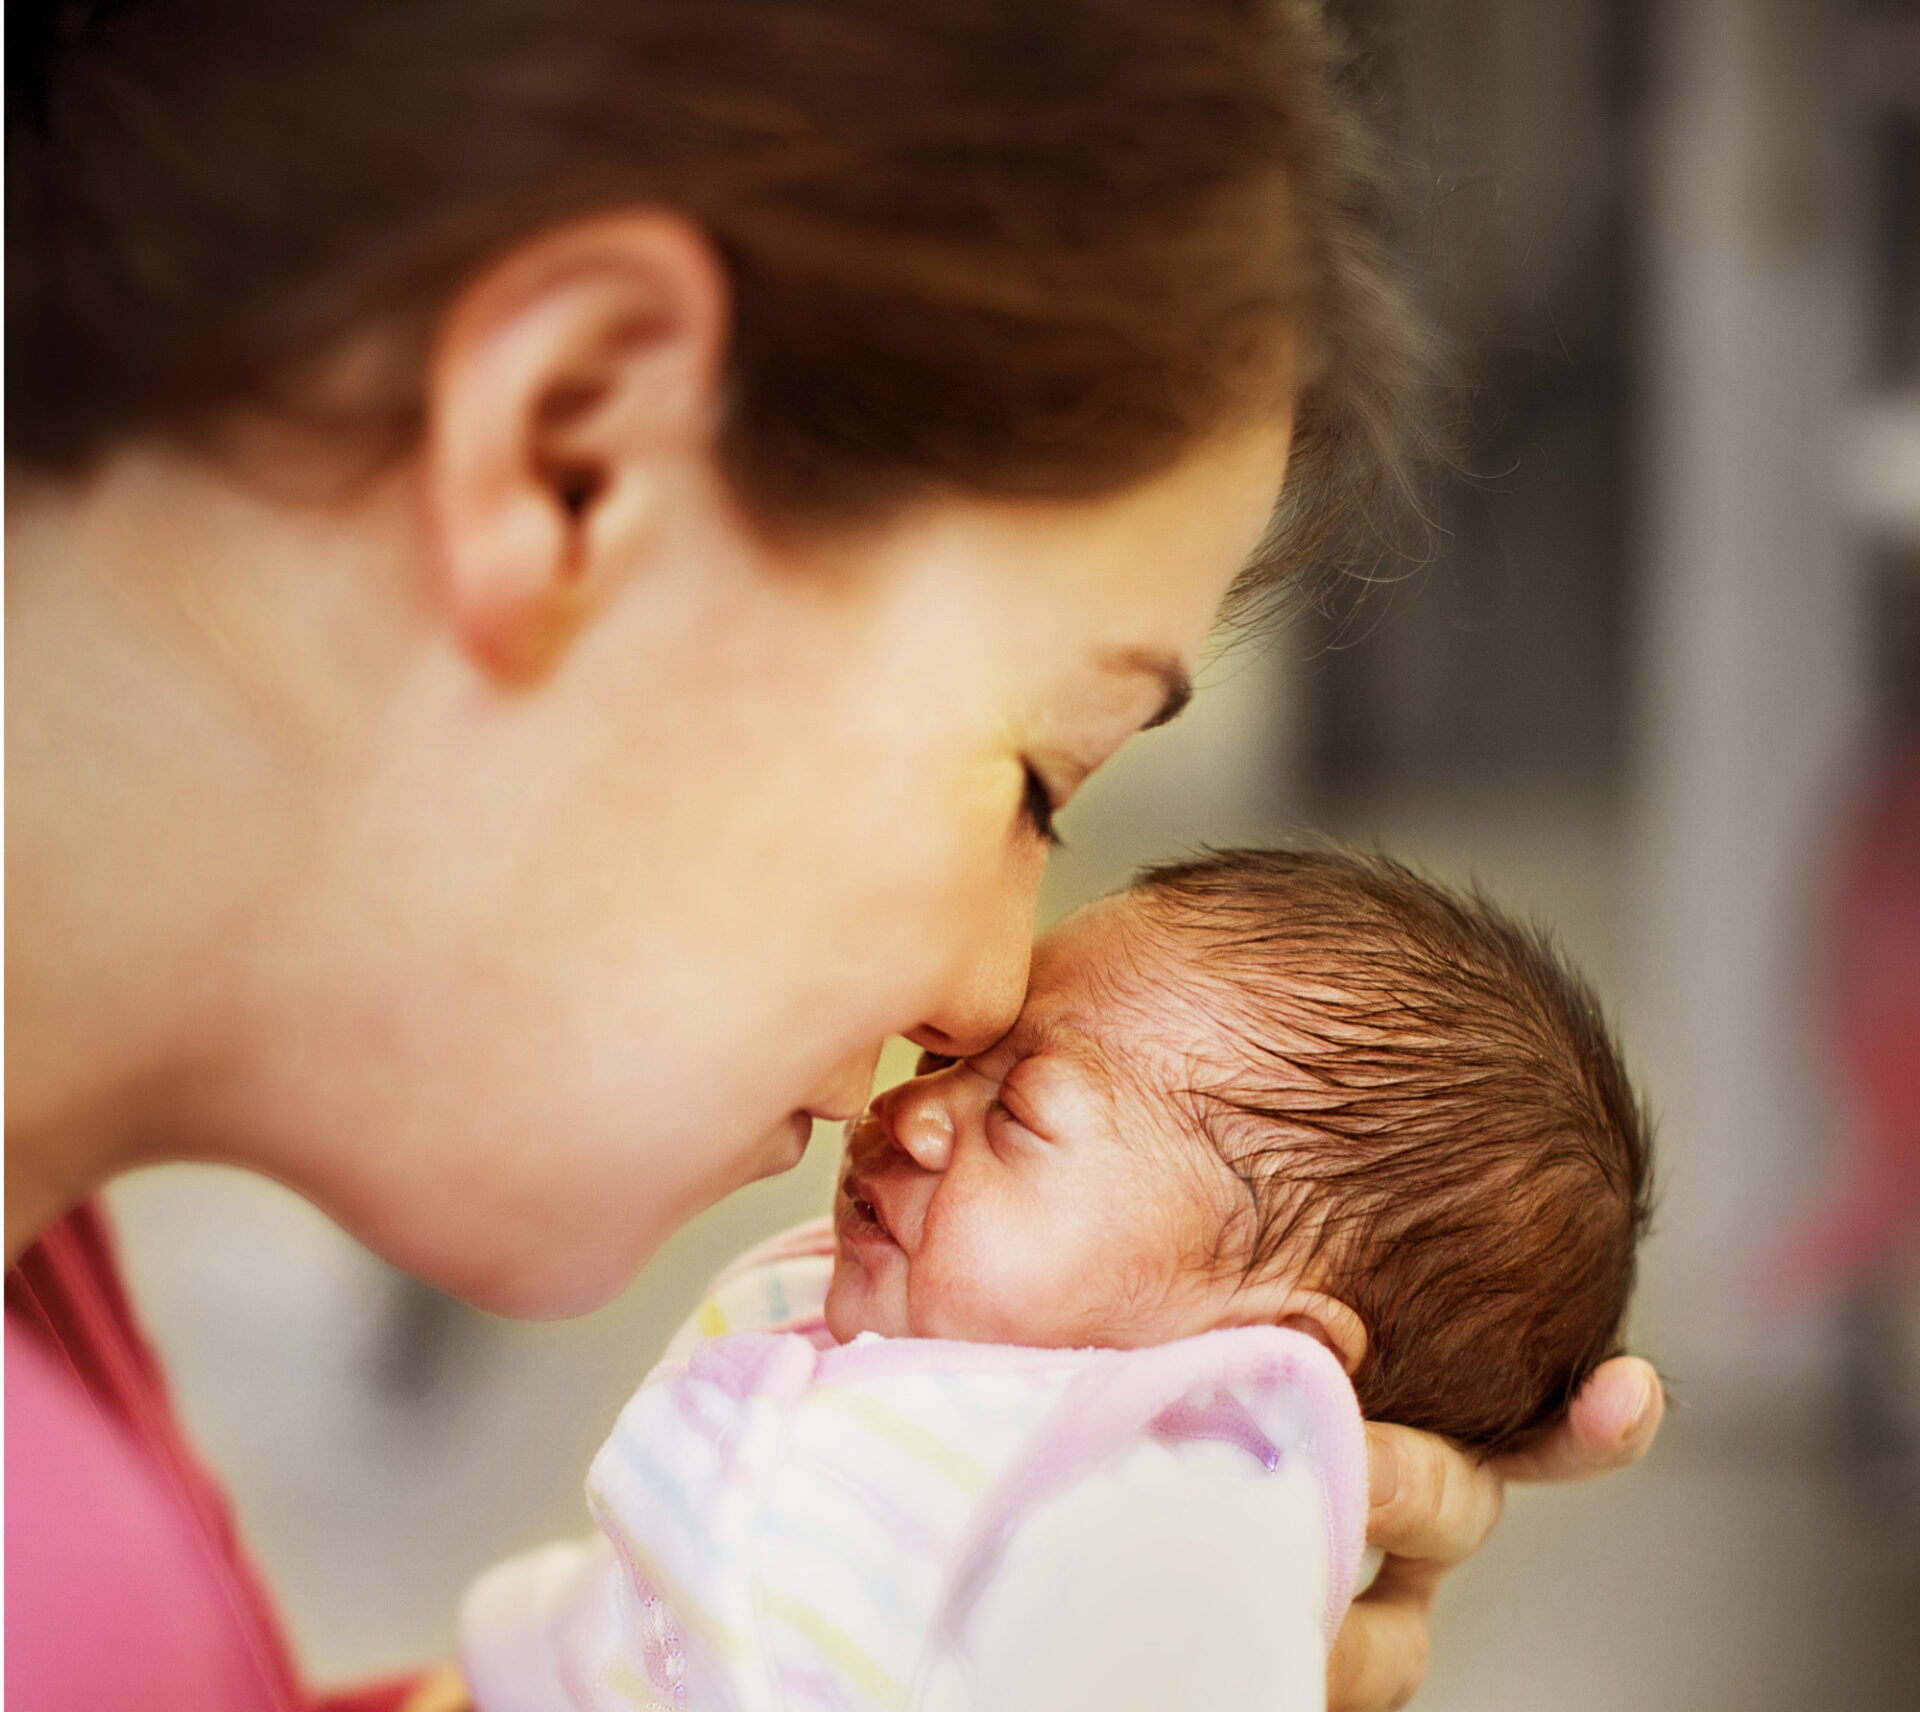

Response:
(6, 2), (1662, 1708)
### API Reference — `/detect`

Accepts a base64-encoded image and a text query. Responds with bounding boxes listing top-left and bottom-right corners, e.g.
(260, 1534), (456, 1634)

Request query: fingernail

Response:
(1369, 1436), (1400, 1507)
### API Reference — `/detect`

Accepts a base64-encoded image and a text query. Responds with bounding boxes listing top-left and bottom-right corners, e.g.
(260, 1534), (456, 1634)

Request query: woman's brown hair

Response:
(8, 0), (1423, 607)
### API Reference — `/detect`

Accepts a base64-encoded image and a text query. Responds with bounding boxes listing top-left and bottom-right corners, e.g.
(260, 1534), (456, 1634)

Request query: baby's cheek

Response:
(906, 1254), (992, 1342)
(915, 1219), (1095, 1347)
(908, 1217), (1025, 1343)
(822, 1261), (862, 1341)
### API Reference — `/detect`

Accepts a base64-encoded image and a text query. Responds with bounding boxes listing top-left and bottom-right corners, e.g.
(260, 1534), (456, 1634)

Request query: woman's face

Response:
(255, 421), (1291, 1315)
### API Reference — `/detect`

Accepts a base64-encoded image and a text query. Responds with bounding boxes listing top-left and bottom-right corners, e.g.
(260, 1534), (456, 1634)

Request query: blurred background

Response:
(102, 0), (1920, 1704)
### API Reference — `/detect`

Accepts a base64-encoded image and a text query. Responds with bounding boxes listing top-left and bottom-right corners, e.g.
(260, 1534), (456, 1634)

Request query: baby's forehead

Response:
(1030, 893), (1167, 999)
(1033, 888), (1239, 990)
(1020, 898), (1264, 1229)
(1025, 891), (1354, 1101)
(1023, 894), (1226, 1072)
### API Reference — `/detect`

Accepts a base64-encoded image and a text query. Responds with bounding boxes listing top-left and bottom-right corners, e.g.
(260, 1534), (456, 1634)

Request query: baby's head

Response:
(827, 846), (1653, 1455)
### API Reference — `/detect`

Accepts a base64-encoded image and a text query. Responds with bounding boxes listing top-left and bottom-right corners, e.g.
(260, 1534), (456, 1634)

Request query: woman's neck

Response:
(4, 449), (422, 1262)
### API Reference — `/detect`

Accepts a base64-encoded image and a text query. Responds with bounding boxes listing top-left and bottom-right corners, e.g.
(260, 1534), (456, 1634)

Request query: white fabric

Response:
(461, 1243), (1364, 1712)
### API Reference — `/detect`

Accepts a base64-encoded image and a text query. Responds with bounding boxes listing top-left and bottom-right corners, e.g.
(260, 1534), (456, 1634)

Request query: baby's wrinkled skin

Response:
(824, 892), (1364, 1368)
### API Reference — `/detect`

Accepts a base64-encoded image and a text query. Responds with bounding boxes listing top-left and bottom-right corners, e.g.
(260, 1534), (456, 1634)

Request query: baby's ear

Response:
(1220, 1282), (1368, 1378)
(1276, 1293), (1367, 1378)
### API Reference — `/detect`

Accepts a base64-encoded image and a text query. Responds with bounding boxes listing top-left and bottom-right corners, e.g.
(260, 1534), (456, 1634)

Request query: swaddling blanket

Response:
(462, 1244), (1368, 1712)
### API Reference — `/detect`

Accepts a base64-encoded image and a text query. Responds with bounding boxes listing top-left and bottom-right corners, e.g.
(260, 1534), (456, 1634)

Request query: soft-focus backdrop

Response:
(105, 0), (1920, 1704)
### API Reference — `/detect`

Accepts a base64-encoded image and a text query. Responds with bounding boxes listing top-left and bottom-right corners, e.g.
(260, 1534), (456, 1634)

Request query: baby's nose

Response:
(879, 1083), (955, 1172)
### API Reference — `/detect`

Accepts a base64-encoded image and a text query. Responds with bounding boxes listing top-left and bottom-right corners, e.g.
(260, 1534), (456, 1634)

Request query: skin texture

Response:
(825, 894), (1365, 1365)
(4, 209), (1663, 1711)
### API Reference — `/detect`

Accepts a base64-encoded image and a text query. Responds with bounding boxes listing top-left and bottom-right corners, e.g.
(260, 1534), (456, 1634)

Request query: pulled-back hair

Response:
(1135, 847), (1654, 1456)
(6, 0), (1422, 611)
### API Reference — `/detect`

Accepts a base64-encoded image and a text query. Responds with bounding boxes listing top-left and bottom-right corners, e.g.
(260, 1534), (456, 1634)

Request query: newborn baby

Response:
(462, 848), (1652, 1712)
(832, 845), (1653, 1452)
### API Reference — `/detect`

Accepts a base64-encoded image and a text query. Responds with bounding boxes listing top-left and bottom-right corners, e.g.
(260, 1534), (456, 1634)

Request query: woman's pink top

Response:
(6, 1201), (419, 1712)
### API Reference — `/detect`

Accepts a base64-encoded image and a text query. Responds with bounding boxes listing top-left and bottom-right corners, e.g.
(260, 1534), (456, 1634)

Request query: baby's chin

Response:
(822, 1276), (861, 1343)
(823, 1255), (904, 1343)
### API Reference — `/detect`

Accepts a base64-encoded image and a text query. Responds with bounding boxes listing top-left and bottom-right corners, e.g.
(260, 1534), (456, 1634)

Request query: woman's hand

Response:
(1327, 1356), (1664, 1712)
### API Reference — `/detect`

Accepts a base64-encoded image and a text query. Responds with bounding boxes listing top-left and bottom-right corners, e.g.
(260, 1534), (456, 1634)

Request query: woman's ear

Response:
(1218, 1280), (1369, 1378)
(423, 211), (731, 680)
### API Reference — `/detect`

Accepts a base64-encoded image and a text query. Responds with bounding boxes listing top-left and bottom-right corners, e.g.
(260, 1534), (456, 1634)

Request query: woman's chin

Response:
(748, 1111), (815, 1182)
(431, 1249), (637, 1322)
(373, 1205), (672, 1322)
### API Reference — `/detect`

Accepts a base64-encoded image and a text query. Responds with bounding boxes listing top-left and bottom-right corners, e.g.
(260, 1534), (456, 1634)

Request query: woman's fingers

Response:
(1493, 1355), (1664, 1484)
(1365, 1420), (1506, 1569)
(1326, 1585), (1430, 1712)
(1334, 1366), (1663, 1711)
(1330, 1424), (1504, 1712)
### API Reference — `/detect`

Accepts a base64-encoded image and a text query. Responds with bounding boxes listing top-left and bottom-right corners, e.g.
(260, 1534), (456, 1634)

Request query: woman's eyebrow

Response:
(1096, 647), (1193, 729)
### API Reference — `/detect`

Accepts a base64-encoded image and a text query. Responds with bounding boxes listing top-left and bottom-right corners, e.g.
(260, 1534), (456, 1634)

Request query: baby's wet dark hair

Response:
(1134, 846), (1654, 1456)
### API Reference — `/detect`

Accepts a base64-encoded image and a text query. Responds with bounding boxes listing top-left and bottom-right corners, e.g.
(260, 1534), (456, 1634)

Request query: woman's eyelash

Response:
(914, 1050), (959, 1076)
(1021, 761), (1064, 848)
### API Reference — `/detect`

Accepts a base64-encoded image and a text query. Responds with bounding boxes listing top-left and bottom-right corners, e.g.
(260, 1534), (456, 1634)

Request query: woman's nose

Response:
(873, 1079), (956, 1172)
(802, 1040), (885, 1121)
(905, 837), (1045, 1060)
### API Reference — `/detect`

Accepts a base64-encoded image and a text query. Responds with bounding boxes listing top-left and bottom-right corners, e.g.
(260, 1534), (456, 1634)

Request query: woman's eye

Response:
(1020, 761), (1064, 849)
(914, 1050), (958, 1076)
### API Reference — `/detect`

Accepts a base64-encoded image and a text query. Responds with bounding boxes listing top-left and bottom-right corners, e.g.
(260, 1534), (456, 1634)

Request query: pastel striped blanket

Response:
(461, 1224), (1368, 1712)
